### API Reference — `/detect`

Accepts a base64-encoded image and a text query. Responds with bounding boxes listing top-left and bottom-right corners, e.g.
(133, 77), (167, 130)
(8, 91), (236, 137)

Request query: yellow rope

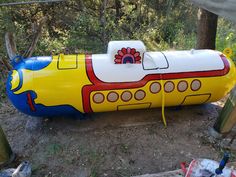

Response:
(160, 77), (167, 127)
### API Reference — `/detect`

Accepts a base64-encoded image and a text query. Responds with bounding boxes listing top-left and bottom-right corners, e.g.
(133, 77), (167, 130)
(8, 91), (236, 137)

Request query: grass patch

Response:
(120, 144), (129, 154)
(46, 143), (63, 157)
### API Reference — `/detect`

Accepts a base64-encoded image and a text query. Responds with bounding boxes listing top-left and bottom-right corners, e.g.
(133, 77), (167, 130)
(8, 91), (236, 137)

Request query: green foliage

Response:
(46, 143), (63, 156)
(0, 65), (8, 101)
(0, 0), (234, 60)
(174, 30), (196, 50)
(216, 18), (236, 61)
(0, 0), (198, 56)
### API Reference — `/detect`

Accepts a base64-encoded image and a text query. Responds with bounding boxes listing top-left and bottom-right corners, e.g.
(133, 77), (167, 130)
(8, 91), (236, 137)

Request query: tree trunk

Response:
(100, 0), (108, 50)
(115, 0), (121, 22)
(0, 0), (63, 7)
(196, 8), (218, 50)
(23, 17), (46, 58)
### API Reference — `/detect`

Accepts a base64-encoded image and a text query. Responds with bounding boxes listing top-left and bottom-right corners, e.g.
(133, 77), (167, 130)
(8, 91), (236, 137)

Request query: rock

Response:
(208, 127), (224, 140)
(0, 161), (31, 177)
(12, 161), (31, 177)
(0, 169), (15, 177)
(25, 117), (43, 133)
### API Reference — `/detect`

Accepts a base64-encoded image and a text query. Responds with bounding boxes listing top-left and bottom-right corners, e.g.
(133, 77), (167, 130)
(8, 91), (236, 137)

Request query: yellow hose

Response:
(160, 77), (167, 127)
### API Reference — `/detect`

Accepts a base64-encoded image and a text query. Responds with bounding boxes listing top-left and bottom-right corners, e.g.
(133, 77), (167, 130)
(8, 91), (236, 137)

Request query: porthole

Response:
(191, 79), (201, 91)
(177, 80), (188, 92)
(107, 92), (119, 102)
(121, 91), (132, 102)
(164, 81), (175, 93)
(93, 93), (105, 104)
(135, 90), (146, 100)
(150, 82), (161, 94)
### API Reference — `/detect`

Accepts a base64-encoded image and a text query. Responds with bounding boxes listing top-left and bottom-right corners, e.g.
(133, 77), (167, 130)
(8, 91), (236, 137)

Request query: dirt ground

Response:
(0, 98), (234, 177)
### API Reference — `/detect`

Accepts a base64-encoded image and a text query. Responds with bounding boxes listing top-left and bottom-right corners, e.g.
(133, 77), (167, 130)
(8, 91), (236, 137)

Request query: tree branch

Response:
(23, 17), (47, 58)
(0, 0), (64, 7)
(5, 32), (17, 61)
(0, 57), (12, 71)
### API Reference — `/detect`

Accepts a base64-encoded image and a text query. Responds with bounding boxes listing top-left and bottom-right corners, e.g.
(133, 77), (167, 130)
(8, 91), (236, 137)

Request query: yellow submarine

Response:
(6, 41), (236, 117)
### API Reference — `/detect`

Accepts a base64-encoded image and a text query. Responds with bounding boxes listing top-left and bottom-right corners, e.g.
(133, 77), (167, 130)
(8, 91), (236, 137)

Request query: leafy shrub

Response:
(216, 18), (236, 61)
(0, 65), (8, 101)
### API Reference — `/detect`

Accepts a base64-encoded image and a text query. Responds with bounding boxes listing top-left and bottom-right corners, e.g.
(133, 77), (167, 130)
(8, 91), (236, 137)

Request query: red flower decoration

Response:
(114, 47), (141, 64)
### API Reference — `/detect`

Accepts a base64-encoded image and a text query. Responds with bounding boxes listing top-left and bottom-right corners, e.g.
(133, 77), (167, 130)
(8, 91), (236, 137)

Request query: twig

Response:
(228, 133), (236, 146)
(0, 57), (12, 71)
(23, 17), (47, 58)
(0, 0), (65, 7)
(5, 32), (17, 61)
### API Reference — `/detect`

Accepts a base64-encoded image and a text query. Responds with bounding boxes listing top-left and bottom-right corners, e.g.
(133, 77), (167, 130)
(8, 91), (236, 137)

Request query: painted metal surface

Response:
(6, 41), (236, 117)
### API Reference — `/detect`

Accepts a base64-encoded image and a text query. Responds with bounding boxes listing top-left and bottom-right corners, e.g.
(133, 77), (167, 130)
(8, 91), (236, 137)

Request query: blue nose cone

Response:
(6, 56), (84, 118)
(6, 56), (47, 116)
(6, 57), (35, 116)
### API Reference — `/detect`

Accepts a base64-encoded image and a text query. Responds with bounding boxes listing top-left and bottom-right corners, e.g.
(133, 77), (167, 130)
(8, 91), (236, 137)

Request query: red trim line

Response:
(27, 92), (36, 112)
(82, 54), (230, 112)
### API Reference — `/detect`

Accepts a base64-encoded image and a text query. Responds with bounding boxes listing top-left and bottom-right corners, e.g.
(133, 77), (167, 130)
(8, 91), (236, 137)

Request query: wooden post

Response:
(0, 126), (13, 165)
(214, 86), (236, 134)
(196, 8), (218, 50)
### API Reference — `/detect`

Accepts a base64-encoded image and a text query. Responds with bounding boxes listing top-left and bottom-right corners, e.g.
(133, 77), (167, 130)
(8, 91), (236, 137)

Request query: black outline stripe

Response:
(142, 52), (169, 70)
(180, 93), (211, 105)
(57, 54), (78, 70)
(117, 102), (152, 111)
